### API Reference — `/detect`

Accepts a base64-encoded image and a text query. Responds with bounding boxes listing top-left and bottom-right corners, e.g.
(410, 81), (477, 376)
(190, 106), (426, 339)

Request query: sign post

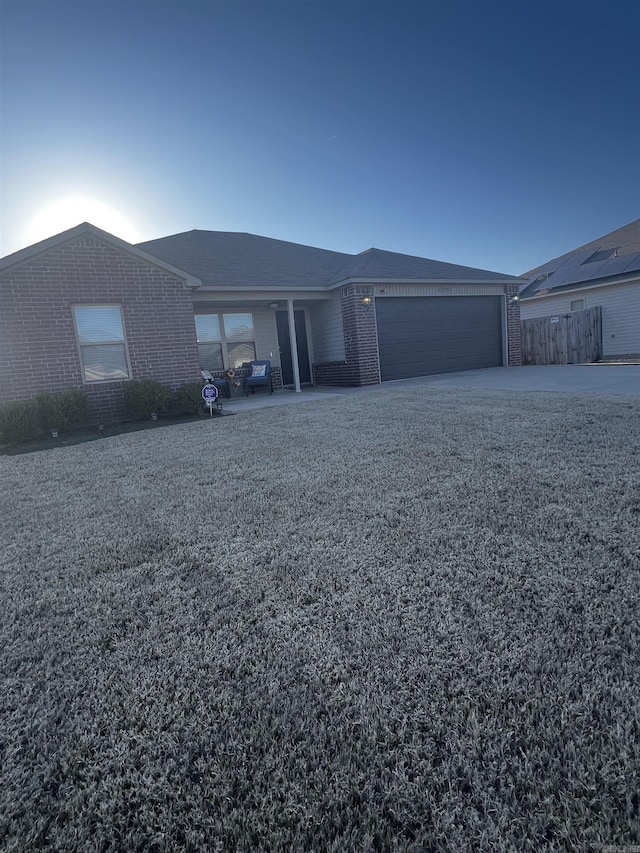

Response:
(201, 383), (219, 417)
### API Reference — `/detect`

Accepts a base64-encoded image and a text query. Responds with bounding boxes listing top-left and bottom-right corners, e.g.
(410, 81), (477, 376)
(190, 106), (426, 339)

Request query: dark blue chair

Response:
(244, 360), (273, 395)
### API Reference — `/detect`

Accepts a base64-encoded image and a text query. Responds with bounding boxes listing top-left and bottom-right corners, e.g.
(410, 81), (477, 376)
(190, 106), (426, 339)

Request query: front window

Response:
(73, 305), (130, 382)
(570, 299), (585, 311)
(195, 312), (256, 371)
(194, 314), (223, 371)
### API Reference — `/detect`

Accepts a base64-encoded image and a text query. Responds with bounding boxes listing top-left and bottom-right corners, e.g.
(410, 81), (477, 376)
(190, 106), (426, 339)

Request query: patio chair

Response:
(244, 360), (273, 395)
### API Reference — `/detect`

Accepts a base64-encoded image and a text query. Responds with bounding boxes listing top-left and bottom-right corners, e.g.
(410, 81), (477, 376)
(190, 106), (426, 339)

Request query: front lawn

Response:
(1, 387), (638, 852)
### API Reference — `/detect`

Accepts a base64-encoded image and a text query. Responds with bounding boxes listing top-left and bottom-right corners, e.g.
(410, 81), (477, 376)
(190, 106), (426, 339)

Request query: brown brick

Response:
(0, 237), (201, 422)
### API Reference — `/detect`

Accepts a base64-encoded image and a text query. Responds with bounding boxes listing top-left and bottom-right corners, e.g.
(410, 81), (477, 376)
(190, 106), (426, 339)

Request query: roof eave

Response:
(197, 283), (330, 292)
(328, 276), (521, 289)
(520, 271), (640, 300)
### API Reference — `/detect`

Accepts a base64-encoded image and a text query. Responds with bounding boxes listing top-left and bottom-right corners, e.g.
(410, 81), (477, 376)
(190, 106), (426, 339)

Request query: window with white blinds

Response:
(73, 305), (130, 382)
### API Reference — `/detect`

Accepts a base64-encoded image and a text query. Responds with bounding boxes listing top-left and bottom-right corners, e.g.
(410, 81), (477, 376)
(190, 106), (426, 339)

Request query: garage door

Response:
(376, 296), (503, 381)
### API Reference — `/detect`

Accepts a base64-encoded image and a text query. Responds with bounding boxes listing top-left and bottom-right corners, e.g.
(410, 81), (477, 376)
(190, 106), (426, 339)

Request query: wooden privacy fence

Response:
(521, 306), (602, 365)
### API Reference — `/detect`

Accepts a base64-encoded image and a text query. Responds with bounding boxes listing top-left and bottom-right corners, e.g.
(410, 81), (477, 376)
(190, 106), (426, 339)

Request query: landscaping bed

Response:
(1, 386), (638, 851)
(0, 410), (228, 456)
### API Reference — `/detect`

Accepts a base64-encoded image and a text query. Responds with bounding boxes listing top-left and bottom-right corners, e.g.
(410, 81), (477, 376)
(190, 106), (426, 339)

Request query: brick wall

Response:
(316, 283), (524, 383)
(0, 235), (201, 423)
(504, 284), (523, 366)
(268, 366), (284, 390)
(314, 284), (380, 386)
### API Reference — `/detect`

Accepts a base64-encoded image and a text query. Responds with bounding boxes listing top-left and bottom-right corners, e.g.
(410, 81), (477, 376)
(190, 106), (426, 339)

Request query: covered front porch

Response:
(191, 290), (345, 393)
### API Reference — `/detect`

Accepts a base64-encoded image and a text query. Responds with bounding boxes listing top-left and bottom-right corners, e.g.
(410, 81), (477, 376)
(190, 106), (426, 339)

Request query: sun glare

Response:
(26, 197), (141, 247)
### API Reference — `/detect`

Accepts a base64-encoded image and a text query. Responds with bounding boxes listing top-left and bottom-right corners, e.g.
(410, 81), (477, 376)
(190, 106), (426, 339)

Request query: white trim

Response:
(328, 276), (521, 289)
(520, 274), (640, 301)
(501, 295), (509, 366)
(72, 303), (132, 384)
(369, 282), (505, 298)
(195, 284), (331, 298)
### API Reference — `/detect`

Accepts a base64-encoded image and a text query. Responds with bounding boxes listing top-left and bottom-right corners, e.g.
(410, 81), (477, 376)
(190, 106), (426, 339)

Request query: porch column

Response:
(287, 298), (301, 392)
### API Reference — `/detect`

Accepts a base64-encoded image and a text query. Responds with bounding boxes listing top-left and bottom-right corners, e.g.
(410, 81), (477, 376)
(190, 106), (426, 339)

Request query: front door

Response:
(276, 310), (311, 385)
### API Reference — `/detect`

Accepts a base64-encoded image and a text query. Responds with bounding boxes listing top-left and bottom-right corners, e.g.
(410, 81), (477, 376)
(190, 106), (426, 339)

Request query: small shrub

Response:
(0, 399), (41, 444)
(123, 380), (172, 418)
(176, 382), (208, 416)
(37, 390), (88, 432)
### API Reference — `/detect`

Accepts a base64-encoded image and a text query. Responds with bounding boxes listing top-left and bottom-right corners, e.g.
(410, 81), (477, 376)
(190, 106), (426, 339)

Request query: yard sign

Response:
(201, 383), (219, 416)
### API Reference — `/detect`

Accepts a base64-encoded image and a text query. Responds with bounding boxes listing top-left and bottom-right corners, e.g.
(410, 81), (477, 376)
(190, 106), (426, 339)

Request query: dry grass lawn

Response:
(1, 386), (639, 852)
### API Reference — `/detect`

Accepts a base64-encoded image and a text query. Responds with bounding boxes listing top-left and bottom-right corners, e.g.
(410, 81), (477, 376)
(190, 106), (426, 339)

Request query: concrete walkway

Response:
(222, 385), (360, 413)
(222, 365), (639, 414)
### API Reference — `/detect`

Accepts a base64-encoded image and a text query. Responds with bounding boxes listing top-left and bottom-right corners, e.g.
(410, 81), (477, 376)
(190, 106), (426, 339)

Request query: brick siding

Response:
(504, 284), (523, 366)
(314, 285), (380, 386)
(0, 235), (201, 423)
(316, 283), (523, 383)
(268, 366), (284, 390)
(1, 232), (524, 416)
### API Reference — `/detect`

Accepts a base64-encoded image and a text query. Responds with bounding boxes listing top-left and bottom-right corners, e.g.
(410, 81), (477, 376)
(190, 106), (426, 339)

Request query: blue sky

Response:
(1, 0), (638, 273)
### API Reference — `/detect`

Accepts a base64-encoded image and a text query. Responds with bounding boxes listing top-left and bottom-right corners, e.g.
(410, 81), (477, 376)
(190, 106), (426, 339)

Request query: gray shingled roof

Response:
(329, 247), (519, 284)
(137, 231), (520, 290)
(137, 231), (351, 290)
(520, 219), (640, 299)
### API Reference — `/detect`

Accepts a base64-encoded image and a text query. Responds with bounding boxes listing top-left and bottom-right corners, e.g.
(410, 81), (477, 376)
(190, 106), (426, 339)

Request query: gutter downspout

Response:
(287, 298), (301, 392)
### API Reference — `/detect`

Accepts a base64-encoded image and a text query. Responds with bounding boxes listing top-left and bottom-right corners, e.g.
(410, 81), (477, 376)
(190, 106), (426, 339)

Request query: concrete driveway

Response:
(389, 365), (640, 395)
(223, 365), (639, 413)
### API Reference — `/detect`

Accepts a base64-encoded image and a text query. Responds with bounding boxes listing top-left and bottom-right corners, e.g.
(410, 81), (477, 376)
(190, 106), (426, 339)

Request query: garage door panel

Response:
(376, 296), (503, 380)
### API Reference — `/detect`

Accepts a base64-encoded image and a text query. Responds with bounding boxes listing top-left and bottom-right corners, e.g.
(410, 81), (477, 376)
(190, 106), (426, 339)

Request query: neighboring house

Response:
(0, 222), (523, 422)
(519, 219), (640, 359)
